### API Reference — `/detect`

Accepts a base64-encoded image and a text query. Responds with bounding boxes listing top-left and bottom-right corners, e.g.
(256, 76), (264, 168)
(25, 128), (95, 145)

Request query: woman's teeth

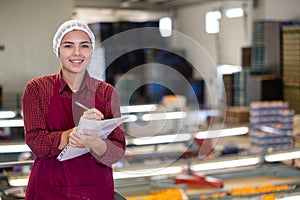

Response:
(70, 60), (83, 63)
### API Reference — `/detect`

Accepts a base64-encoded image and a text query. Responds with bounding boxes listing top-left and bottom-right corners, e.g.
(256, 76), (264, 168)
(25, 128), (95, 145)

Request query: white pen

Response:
(75, 101), (90, 111)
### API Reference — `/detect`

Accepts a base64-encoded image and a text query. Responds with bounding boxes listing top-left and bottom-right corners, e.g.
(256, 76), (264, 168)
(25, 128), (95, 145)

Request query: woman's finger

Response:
(83, 108), (104, 120)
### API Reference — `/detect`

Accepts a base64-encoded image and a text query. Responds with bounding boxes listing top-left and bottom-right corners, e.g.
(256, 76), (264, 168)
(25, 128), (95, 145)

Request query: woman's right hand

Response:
(59, 128), (73, 150)
(82, 108), (104, 120)
(69, 127), (85, 148)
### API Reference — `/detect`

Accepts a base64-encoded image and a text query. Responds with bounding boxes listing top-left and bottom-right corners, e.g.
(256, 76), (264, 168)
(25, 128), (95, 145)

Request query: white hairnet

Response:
(52, 20), (95, 58)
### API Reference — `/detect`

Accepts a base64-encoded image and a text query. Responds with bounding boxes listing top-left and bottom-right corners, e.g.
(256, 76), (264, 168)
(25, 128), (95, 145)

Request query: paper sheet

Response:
(57, 116), (127, 161)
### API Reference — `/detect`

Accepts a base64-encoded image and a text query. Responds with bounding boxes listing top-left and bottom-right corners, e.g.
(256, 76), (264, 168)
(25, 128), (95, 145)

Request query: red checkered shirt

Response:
(22, 70), (125, 166)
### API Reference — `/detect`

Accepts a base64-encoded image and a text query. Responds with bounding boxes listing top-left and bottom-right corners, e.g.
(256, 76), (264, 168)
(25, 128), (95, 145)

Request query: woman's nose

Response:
(73, 46), (81, 56)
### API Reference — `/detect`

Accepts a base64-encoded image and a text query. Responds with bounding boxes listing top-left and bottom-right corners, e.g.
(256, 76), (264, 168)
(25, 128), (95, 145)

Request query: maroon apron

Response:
(26, 74), (114, 200)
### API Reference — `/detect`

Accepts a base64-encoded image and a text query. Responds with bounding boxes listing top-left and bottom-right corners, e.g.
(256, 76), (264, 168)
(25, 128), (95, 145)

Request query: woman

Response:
(22, 20), (126, 200)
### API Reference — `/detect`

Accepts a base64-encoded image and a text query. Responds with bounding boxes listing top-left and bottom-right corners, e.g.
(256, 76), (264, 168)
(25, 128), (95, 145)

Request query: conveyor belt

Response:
(122, 164), (300, 198)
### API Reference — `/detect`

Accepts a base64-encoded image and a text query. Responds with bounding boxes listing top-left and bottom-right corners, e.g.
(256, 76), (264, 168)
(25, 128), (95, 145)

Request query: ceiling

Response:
(73, 0), (251, 23)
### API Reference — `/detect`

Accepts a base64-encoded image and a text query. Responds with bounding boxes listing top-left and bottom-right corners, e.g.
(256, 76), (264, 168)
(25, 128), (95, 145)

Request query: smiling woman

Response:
(22, 20), (126, 200)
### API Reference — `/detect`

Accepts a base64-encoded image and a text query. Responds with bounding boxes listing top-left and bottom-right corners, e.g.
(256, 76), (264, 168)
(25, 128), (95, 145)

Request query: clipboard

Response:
(57, 116), (127, 161)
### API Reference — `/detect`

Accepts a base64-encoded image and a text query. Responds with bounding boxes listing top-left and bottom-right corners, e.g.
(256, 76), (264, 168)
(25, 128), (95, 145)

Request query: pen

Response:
(75, 101), (90, 111)
(75, 101), (105, 119)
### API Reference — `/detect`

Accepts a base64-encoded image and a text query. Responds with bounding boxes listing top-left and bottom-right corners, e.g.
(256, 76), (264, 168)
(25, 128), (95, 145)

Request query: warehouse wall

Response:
(172, 1), (253, 107)
(174, 0), (300, 71)
(172, 0), (300, 107)
(254, 0), (300, 21)
(0, 0), (73, 109)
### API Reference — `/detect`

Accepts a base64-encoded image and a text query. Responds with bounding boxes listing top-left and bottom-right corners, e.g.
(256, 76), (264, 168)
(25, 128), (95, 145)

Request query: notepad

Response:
(57, 116), (128, 161)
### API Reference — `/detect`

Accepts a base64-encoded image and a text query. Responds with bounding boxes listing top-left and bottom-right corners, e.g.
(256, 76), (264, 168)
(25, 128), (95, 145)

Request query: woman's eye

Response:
(82, 44), (90, 48)
(63, 45), (73, 48)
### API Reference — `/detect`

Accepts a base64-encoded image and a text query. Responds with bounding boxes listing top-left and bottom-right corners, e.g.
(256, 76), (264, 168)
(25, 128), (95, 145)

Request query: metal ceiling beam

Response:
(74, 0), (172, 10)
(74, 0), (224, 10)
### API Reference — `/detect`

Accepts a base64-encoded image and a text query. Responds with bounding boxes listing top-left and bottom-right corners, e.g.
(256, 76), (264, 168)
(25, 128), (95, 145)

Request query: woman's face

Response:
(59, 30), (93, 75)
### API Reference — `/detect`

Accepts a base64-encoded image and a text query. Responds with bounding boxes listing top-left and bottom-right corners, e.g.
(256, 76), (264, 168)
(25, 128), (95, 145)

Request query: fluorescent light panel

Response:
(279, 196), (300, 200)
(113, 166), (182, 179)
(8, 178), (29, 187)
(0, 111), (16, 119)
(265, 151), (300, 162)
(121, 114), (137, 122)
(142, 111), (187, 121)
(0, 144), (31, 153)
(0, 119), (24, 127)
(132, 133), (192, 145)
(191, 157), (260, 171)
(195, 127), (249, 139)
(120, 104), (157, 113)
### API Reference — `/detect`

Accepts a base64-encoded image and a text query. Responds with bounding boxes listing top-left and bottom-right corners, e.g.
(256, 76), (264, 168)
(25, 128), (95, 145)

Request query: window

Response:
(159, 17), (172, 37)
(225, 7), (244, 18)
(205, 10), (221, 34)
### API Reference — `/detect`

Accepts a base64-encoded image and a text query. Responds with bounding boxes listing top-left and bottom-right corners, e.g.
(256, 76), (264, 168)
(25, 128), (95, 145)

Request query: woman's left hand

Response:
(69, 126), (107, 156)
(81, 129), (107, 156)
(80, 129), (102, 149)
